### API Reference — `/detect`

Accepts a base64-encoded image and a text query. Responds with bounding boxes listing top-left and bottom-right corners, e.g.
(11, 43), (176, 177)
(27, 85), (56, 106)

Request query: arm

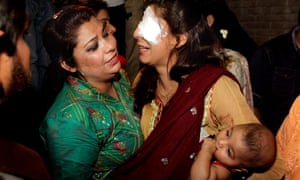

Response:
(190, 138), (231, 180)
(292, 167), (300, 180)
(206, 76), (284, 180)
(40, 106), (100, 179)
(211, 76), (259, 127)
(201, 75), (259, 138)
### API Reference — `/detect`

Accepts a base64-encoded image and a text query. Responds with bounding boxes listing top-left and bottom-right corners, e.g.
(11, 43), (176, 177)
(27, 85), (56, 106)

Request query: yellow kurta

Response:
(140, 76), (258, 140)
(136, 73), (284, 179)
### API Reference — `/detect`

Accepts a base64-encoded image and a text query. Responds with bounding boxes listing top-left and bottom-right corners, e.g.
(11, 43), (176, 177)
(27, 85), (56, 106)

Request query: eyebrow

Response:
(97, 17), (110, 21)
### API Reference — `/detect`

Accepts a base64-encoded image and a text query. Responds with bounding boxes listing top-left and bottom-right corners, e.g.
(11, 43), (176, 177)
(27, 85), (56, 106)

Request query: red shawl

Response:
(111, 65), (235, 180)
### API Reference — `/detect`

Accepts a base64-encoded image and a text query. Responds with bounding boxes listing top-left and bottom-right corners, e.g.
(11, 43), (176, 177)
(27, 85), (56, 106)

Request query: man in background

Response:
(249, 8), (300, 134)
(0, 0), (50, 178)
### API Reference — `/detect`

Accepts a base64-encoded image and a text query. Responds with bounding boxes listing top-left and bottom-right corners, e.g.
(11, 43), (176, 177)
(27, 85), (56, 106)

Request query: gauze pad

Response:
(137, 6), (168, 45)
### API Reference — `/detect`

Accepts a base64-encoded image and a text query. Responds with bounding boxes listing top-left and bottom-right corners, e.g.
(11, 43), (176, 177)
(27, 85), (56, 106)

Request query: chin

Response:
(113, 62), (122, 71)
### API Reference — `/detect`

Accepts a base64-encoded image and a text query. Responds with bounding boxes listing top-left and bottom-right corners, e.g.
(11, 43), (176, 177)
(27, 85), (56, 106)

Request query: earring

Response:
(220, 29), (228, 39)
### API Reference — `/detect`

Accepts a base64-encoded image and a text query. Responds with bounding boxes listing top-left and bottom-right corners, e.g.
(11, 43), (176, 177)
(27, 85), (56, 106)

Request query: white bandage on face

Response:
(137, 6), (168, 45)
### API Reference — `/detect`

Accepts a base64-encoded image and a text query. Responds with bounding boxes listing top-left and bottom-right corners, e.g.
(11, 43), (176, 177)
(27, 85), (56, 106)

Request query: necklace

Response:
(157, 80), (178, 105)
(159, 91), (170, 103)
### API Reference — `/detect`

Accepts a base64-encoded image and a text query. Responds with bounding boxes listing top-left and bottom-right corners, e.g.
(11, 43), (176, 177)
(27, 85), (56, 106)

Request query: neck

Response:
(157, 76), (178, 105)
(91, 80), (118, 99)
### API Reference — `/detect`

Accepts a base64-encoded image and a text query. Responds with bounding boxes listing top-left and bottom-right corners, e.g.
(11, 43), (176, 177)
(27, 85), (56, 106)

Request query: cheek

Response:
(16, 39), (30, 74)
(85, 52), (105, 67)
(0, 58), (13, 95)
(214, 149), (226, 162)
(109, 37), (117, 49)
(74, 49), (103, 68)
(133, 27), (139, 39)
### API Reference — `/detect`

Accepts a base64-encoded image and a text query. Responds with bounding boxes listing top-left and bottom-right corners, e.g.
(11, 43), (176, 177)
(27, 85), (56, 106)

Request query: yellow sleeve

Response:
(203, 76), (259, 136)
(203, 76), (284, 179)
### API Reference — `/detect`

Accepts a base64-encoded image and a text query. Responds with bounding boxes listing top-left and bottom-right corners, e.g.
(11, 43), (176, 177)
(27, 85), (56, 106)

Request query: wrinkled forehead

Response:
(75, 17), (100, 45)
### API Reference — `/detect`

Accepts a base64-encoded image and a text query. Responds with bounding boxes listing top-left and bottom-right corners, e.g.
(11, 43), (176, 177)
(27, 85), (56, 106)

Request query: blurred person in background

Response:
(249, 8), (300, 134)
(202, 0), (258, 61)
(0, 0), (50, 179)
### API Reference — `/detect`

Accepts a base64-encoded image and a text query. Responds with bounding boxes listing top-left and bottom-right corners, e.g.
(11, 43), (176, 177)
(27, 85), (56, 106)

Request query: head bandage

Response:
(137, 6), (168, 45)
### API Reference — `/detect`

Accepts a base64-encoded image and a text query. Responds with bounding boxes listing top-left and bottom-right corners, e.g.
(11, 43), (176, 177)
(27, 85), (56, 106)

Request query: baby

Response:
(190, 123), (276, 180)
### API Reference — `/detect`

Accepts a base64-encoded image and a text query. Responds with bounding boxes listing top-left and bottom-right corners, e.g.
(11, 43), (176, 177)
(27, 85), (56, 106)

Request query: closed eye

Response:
(87, 42), (99, 52)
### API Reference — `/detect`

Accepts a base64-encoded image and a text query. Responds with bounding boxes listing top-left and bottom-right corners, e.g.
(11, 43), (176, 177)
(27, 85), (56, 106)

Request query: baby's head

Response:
(214, 123), (276, 172)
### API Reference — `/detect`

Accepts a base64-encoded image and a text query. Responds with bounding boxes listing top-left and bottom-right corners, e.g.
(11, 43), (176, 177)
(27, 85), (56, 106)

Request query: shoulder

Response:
(290, 95), (300, 113)
(214, 75), (240, 89)
(0, 139), (51, 180)
(43, 100), (90, 130)
(261, 31), (291, 50)
(223, 48), (248, 64)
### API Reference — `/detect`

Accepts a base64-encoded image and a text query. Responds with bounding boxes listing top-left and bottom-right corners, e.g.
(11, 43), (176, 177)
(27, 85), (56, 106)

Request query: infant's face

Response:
(214, 126), (247, 168)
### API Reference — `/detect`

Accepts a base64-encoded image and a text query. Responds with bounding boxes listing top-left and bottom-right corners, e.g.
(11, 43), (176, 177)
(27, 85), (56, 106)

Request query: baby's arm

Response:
(190, 138), (231, 180)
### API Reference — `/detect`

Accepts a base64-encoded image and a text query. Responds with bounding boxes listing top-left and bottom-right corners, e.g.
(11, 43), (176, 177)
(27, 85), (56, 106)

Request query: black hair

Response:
(239, 123), (276, 172)
(201, 0), (258, 60)
(42, 5), (95, 109)
(0, 0), (28, 56)
(76, 0), (108, 13)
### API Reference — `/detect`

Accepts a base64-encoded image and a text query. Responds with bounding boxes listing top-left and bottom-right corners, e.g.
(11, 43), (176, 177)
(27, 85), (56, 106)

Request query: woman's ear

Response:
(176, 33), (188, 48)
(60, 60), (77, 72)
(206, 14), (215, 27)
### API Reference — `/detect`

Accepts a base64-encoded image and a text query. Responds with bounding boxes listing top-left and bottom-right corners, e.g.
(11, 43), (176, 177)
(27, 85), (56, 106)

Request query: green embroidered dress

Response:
(39, 72), (143, 179)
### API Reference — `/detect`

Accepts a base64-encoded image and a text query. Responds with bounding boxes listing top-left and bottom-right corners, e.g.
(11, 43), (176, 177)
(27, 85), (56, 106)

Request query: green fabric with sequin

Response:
(39, 71), (144, 180)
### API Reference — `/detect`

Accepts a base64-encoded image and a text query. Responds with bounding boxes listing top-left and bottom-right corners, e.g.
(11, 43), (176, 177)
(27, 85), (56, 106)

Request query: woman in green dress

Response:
(39, 5), (143, 179)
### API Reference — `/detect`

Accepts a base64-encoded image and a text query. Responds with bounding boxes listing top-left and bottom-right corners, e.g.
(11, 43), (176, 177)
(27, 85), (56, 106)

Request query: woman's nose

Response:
(108, 23), (116, 34)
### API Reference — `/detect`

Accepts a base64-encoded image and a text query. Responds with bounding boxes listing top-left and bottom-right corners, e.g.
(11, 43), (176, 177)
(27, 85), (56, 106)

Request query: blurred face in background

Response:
(95, 8), (116, 35)
(0, 17), (31, 103)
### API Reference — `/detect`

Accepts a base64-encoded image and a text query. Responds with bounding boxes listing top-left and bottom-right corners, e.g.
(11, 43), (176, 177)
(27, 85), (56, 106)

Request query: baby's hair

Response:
(238, 123), (276, 172)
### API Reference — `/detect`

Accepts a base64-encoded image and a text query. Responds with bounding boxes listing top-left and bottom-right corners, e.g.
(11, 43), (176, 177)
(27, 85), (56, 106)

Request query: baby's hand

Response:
(200, 137), (216, 155)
